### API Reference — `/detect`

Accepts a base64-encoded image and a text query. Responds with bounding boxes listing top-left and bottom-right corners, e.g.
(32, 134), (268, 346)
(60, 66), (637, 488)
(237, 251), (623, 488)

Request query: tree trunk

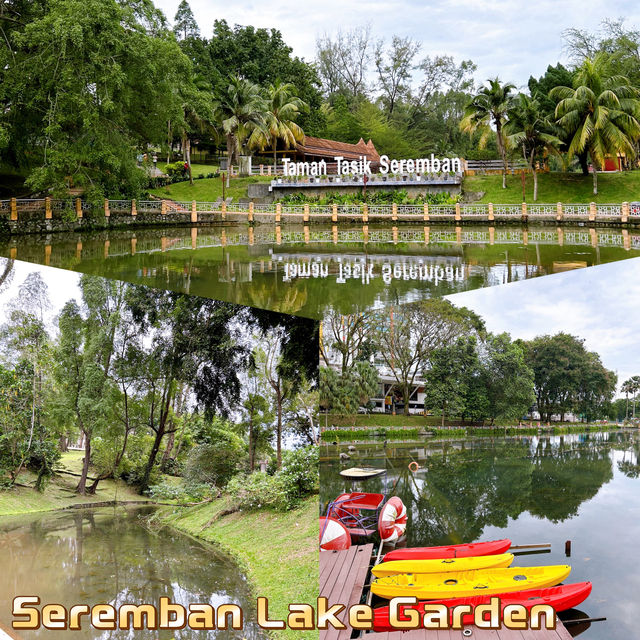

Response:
(226, 134), (234, 188)
(496, 122), (507, 189)
(167, 120), (172, 164)
(186, 138), (193, 185)
(592, 164), (598, 195)
(76, 432), (91, 495)
(533, 168), (538, 202)
(140, 391), (172, 493)
(248, 417), (255, 472)
(161, 430), (175, 471)
(403, 386), (410, 416)
(276, 388), (283, 469)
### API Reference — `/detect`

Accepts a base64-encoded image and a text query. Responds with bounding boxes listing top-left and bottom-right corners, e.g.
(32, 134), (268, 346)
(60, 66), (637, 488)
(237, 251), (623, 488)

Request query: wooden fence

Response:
(2, 197), (639, 226)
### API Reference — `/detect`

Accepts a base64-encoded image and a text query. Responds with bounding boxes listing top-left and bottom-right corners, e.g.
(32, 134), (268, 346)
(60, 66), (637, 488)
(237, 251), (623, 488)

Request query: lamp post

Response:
(222, 172), (226, 201)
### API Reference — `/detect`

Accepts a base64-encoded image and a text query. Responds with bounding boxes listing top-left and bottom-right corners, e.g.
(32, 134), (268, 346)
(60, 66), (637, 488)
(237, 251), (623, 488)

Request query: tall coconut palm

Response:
(622, 376), (640, 419)
(215, 75), (268, 186)
(550, 53), (640, 195)
(506, 94), (563, 201)
(461, 78), (516, 189)
(249, 81), (308, 168)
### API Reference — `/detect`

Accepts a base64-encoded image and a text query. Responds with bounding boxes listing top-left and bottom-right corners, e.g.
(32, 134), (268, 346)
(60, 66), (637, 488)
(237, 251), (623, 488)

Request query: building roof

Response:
(297, 136), (380, 162)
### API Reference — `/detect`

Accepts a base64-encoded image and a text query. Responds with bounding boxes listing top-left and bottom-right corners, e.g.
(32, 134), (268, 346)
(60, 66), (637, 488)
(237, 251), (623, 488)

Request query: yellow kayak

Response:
(372, 553), (514, 578)
(371, 565), (572, 599)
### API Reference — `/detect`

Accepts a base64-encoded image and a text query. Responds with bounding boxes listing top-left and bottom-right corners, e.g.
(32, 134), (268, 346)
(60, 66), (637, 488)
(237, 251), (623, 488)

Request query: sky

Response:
(448, 257), (640, 394)
(154, 0), (640, 88)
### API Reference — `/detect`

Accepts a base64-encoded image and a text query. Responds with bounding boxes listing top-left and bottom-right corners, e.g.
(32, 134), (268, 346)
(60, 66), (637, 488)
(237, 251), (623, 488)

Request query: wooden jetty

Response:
(320, 544), (575, 640)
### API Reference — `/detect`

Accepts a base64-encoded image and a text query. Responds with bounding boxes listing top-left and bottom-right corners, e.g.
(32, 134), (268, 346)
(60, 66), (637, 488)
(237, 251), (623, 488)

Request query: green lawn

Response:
(161, 496), (318, 640)
(149, 174), (271, 202)
(0, 451), (149, 516)
(464, 170), (640, 203)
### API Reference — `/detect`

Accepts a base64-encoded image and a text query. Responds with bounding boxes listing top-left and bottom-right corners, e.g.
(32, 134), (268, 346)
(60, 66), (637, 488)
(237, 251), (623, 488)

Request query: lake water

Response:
(320, 430), (640, 639)
(0, 505), (264, 639)
(1, 224), (640, 318)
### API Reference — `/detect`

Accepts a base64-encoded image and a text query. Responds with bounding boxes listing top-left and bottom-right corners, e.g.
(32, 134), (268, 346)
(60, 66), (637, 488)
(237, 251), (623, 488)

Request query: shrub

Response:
(148, 480), (215, 504)
(279, 446), (319, 506)
(226, 472), (288, 511)
(184, 429), (246, 488)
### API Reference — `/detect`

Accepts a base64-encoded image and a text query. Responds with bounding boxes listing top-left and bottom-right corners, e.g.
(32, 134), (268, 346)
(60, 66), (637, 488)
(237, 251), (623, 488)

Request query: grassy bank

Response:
(149, 174), (271, 202)
(464, 170), (640, 203)
(159, 495), (318, 640)
(0, 451), (150, 516)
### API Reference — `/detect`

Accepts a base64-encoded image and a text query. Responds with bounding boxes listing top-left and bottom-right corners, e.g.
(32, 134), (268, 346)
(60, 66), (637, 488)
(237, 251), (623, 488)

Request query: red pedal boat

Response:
(383, 538), (511, 562)
(372, 582), (592, 631)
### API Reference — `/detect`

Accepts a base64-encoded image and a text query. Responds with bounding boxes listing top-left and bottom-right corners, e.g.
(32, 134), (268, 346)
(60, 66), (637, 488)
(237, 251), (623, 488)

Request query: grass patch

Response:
(464, 171), (640, 204)
(149, 175), (271, 203)
(321, 427), (420, 441)
(0, 451), (149, 516)
(159, 495), (318, 640)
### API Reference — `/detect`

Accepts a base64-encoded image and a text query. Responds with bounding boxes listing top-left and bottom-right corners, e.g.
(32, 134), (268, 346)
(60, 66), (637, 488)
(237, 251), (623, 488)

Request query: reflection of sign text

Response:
(282, 259), (465, 286)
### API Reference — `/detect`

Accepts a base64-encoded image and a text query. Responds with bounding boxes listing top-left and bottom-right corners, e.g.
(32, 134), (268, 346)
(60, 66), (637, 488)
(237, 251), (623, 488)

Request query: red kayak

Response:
(372, 582), (592, 631)
(383, 539), (511, 562)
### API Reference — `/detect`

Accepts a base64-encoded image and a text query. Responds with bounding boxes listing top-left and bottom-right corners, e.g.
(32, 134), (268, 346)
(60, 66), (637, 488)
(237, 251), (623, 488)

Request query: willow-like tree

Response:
(550, 53), (640, 195)
(461, 78), (516, 189)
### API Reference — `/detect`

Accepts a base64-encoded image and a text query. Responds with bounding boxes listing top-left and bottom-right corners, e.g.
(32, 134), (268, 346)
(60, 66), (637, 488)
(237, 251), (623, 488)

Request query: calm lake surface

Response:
(320, 430), (640, 639)
(0, 506), (264, 639)
(1, 224), (640, 318)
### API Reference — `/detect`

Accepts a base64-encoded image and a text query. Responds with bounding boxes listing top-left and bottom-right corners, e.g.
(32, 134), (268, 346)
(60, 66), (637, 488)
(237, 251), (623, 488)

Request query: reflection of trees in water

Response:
(321, 433), (618, 546)
(0, 507), (263, 639)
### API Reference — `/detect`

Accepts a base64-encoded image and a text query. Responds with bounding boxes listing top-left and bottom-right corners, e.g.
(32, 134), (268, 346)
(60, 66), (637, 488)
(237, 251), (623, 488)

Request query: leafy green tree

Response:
(550, 53), (640, 194)
(424, 336), (478, 426)
(461, 78), (516, 188)
(374, 300), (484, 416)
(173, 0), (199, 41)
(506, 94), (562, 200)
(125, 288), (247, 492)
(0, 0), (195, 198)
(576, 352), (617, 421)
(481, 333), (536, 423)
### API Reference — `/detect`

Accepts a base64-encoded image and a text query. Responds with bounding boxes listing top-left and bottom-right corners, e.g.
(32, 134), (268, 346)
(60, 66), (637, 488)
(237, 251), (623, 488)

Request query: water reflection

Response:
(0, 506), (263, 639)
(320, 431), (640, 640)
(1, 225), (640, 318)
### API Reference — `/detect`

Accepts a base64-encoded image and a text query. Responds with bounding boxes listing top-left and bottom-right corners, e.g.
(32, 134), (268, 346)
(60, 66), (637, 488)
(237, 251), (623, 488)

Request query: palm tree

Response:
(461, 78), (516, 189)
(550, 53), (640, 195)
(622, 376), (640, 419)
(622, 379), (633, 420)
(506, 94), (563, 201)
(215, 75), (268, 186)
(249, 81), (308, 168)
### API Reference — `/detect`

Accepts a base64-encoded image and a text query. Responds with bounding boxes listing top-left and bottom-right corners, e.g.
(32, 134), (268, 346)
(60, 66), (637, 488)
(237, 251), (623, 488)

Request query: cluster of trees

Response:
(317, 20), (640, 199)
(0, 0), (317, 197)
(320, 302), (617, 424)
(0, 261), (318, 501)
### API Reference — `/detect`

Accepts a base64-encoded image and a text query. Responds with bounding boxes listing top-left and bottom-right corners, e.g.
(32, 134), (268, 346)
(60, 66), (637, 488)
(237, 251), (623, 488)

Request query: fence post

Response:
(248, 201), (254, 223)
(423, 203), (429, 222)
(131, 199), (137, 217)
(392, 203), (398, 222)
(455, 202), (461, 221)
(303, 203), (309, 223)
(76, 198), (83, 219)
(362, 203), (368, 223)
(275, 202), (281, 223)
(488, 202), (494, 222)
(45, 197), (52, 220)
(622, 201), (629, 223)
(260, 164), (264, 176)
(521, 201), (527, 222)
(221, 201), (227, 220)
(104, 199), (110, 218)
(191, 200), (197, 223)
(589, 201), (597, 222)
(332, 204), (338, 223)
(10, 198), (17, 221)
(161, 200), (167, 216)
(248, 227), (254, 245)
(556, 202), (563, 221)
